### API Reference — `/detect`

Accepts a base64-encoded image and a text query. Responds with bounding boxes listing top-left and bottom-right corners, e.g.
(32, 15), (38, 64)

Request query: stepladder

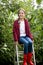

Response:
(14, 43), (36, 65)
(14, 44), (24, 65)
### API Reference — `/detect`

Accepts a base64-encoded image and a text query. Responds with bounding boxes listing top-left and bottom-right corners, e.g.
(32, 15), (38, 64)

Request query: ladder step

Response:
(18, 53), (23, 54)
(15, 61), (23, 63)
(18, 51), (24, 53)
(18, 51), (24, 55)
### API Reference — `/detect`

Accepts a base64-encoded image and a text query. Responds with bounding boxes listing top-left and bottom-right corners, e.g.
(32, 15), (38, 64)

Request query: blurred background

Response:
(0, 0), (43, 65)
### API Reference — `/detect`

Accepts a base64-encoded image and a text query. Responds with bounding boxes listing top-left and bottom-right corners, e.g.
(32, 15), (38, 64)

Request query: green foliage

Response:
(0, 0), (43, 65)
(36, 0), (42, 4)
(30, 8), (43, 64)
(0, 43), (14, 65)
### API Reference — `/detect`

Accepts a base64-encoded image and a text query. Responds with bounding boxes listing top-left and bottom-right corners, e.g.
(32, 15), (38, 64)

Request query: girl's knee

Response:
(29, 40), (33, 44)
(26, 37), (33, 44)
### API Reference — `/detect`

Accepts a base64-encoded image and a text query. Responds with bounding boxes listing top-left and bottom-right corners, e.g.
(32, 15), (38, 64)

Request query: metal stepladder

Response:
(14, 43), (36, 65)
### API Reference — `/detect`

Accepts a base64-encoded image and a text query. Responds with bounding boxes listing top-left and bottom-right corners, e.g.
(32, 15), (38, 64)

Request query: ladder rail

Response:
(32, 43), (36, 65)
(16, 45), (19, 65)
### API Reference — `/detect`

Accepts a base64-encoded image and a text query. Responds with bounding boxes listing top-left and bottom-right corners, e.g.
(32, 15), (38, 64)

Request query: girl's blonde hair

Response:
(18, 8), (25, 15)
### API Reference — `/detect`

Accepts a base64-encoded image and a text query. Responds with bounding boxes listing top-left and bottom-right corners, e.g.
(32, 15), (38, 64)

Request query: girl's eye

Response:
(22, 13), (24, 14)
(19, 12), (24, 14)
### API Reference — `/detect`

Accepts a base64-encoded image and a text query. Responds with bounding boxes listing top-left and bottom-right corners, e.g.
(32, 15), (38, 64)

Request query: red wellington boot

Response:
(27, 53), (34, 65)
(23, 54), (27, 65)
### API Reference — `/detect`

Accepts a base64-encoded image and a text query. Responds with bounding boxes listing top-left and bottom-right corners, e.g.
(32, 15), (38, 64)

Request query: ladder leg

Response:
(16, 45), (19, 65)
(32, 43), (36, 65)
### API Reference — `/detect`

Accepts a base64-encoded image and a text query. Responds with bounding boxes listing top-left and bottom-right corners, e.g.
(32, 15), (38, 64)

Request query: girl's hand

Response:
(14, 41), (18, 45)
(32, 40), (34, 43)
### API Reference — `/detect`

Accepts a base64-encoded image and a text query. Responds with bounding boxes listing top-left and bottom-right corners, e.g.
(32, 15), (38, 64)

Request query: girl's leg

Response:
(25, 36), (33, 52)
(19, 37), (29, 65)
(25, 36), (34, 65)
(19, 37), (29, 54)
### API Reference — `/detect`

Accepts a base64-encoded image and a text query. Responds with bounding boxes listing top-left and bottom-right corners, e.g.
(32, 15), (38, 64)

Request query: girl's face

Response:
(18, 10), (25, 19)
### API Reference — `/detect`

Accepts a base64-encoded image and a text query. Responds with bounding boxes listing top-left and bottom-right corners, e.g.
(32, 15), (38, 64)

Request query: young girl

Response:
(13, 8), (34, 65)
